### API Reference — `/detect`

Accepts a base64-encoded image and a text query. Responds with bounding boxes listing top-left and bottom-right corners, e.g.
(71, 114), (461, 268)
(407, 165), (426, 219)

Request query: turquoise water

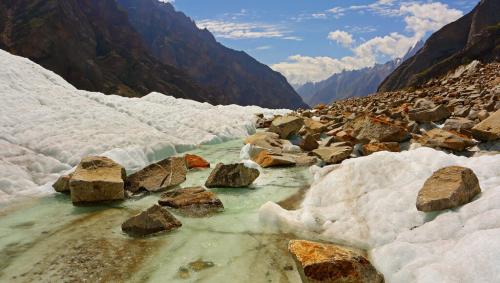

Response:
(0, 139), (312, 282)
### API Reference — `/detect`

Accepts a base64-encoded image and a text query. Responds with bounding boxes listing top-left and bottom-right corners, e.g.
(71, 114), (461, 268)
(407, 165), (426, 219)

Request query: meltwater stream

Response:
(0, 139), (312, 282)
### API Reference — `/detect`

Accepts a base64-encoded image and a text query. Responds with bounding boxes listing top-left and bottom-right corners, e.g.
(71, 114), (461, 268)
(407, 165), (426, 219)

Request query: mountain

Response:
(0, 0), (214, 102)
(379, 0), (500, 92)
(116, 0), (307, 109)
(297, 41), (423, 106)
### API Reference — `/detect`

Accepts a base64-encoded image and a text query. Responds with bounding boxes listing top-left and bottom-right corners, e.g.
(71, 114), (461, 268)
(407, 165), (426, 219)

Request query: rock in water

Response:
(349, 115), (409, 143)
(409, 104), (451, 122)
(288, 240), (384, 283)
(244, 132), (283, 152)
(268, 115), (304, 139)
(471, 109), (500, 141)
(122, 204), (182, 236)
(205, 163), (260, 188)
(53, 173), (73, 193)
(184, 154), (210, 169)
(125, 157), (187, 193)
(416, 166), (481, 212)
(419, 128), (476, 151)
(69, 156), (126, 204)
(299, 134), (319, 151)
(252, 151), (296, 168)
(312, 146), (353, 164)
(158, 187), (223, 217)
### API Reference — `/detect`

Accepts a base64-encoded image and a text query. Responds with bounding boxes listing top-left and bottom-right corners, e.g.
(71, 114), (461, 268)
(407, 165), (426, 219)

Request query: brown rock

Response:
(304, 118), (327, 135)
(268, 115), (305, 139)
(417, 166), (481, 212)
(125, 157), (187, 193)
(312, 146), (353, 164)
(471, 109), (500, 141)
(442, 118), (476, 134)
(300, 134), (319, 151)
(158, 187), (223, 216)
(409, 104), (451, 122)
(349, 115), (410, 143)
(205, 163), (260, 188)
(252, 151), (296, 168)
(362, 142), (400, 156)
(289, 240), (384, 283)
(184, 154), (210, 169)
(244, 132), (283, 152)
(53, 173), (73, 193)
(419, 128), (476, 151)
(121, 204), (182, 236)
(69, 156), (126, 204)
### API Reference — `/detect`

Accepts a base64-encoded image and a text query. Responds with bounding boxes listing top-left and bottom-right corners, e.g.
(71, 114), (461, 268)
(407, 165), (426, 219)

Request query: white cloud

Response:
(158, 0), (174, 3)
(255, 45), (272, 50)
(327, 30), (354, 47)
(312, 13), (327, 19)
(273, 1), (464, 85)
(196, 20), (285, 39)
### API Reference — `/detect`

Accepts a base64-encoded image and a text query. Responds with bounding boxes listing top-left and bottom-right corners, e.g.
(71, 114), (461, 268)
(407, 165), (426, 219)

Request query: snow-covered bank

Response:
(0, 49), (288, 203)
(260, 148), (500, 282)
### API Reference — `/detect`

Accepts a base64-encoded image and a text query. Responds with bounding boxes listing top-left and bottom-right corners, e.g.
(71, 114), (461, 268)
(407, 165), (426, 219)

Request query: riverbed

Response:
(0, 139), (312, 282)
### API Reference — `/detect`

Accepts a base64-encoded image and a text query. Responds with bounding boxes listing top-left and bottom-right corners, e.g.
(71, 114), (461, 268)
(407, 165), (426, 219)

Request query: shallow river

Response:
(0, 139), (312, 282)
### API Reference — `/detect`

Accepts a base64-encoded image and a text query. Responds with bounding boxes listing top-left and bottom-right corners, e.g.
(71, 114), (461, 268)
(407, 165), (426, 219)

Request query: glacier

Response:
(0, 49), (288, 203)
(260, 147), (500, 282)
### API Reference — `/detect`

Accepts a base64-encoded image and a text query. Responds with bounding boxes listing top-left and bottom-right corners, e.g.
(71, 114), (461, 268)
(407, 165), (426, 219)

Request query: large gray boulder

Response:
(289, 240), (384, 283)
(268, 115), (304, 139)
(205, 163), (260, 188)
(417, 166), (481, 212)
(122, 204), (182, 236)
(125, 157), (187, 193)
(409, 104), (451, 122)
(69, 156), (126, 204)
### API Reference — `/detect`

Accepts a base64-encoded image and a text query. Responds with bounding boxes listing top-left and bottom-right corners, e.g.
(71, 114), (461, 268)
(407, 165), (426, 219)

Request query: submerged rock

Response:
(158, 187), (223, 216)
(125, 157), (187, 193)
(419, 128), (476, 151)
(268, 115), (304, 139)
(471, 109), (500, 141)
(289, 240), (384, 283)
(69, 156), (126, 204)
(121, 204), (182, 237)
(417, 166), (481, 212)
(184, 154), (210, 169)
(205, 163), (260, 188)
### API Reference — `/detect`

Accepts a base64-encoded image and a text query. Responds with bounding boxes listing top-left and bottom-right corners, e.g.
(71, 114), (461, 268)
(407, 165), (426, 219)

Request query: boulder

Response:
(289, 240), (384, 283)
(158, 187), (223, 216)
(312, 146), (353, 164)
(268, 115), (304, 139)
(442, 117), (476, 134)
(304, 118), (327, 135)
(349, 115), (410, 143)
(419, 128), (476, 151)
(121, 204), (182, 236)
(184, 154), (210, 169)
(244, 132), (283, 152)
(471, 109), (500, 141)
(409, 104), (451, 122)
(252, 151), (296, 168)
(205, 163), (260, 188)
(53, 173), (72, 193)
(417, 166), (481, 212)
(125, 157), (187, 193)
(69, 156), (126, 204)
(299, 134), (319, 151)
(362, 142), (400, 156)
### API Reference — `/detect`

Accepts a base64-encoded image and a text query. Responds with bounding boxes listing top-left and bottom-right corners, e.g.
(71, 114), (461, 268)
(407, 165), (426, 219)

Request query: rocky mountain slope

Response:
(379, 0), (500, 92)
(0, 0), (216, 102)
(116, 0), (307, 109)
(298, 41), (423, 106)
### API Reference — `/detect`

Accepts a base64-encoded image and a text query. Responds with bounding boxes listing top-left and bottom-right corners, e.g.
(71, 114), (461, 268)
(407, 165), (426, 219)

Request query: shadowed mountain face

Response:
(116, 0), (308, 109)
(0, 0), (214, 102)
(379, 0), (500, 92)
(297, 41), (423, 106)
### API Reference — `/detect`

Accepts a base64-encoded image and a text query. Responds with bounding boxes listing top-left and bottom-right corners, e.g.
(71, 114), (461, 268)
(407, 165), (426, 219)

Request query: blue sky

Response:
(168, 0), (480, 85)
